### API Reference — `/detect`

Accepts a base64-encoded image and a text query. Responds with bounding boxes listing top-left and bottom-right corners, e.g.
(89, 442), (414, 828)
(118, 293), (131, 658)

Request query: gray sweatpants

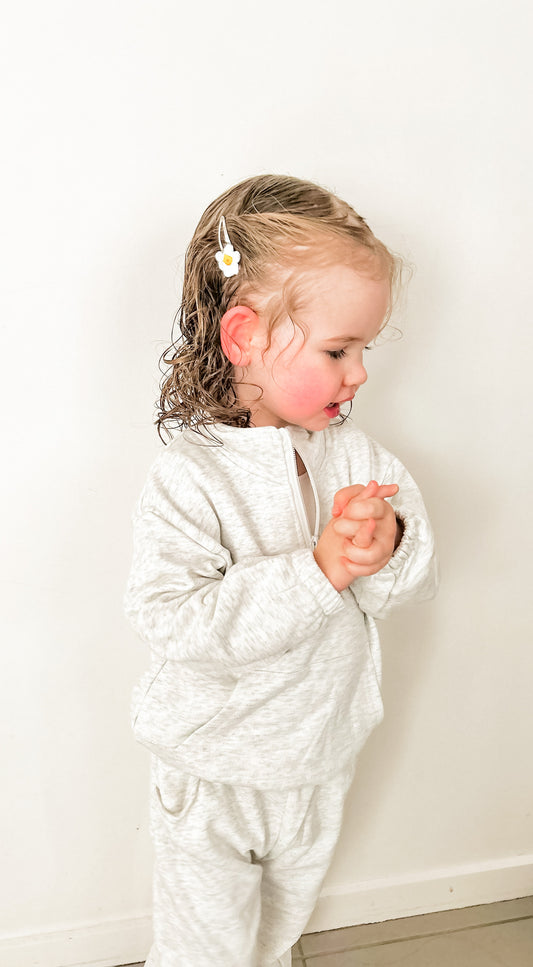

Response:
(146, 757), (355, 967)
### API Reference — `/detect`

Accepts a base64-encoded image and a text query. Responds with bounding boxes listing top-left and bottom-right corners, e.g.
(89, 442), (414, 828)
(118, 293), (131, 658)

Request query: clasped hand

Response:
(313, 480), (400, 592)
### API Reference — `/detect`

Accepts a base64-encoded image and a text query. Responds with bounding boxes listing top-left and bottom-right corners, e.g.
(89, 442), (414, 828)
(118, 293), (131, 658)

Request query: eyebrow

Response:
(321, 335), (361, 344)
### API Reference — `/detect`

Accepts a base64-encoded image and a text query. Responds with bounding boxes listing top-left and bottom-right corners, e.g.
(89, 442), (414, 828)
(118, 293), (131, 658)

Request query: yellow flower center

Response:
(223, 253), (233, 265)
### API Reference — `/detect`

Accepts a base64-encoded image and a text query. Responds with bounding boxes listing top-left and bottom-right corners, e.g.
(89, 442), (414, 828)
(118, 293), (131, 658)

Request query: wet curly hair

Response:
(157, 174), (403, 440)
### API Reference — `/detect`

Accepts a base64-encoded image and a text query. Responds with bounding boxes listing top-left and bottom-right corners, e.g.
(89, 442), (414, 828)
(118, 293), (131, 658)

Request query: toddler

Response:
(125, 174), (437, 967)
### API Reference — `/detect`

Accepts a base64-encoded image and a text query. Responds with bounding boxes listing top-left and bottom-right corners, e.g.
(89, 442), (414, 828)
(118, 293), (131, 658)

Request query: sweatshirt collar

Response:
(186, 422), (327, 482)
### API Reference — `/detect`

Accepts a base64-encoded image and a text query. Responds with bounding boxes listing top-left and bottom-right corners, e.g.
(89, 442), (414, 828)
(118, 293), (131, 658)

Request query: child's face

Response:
(243, 262), (391, 431)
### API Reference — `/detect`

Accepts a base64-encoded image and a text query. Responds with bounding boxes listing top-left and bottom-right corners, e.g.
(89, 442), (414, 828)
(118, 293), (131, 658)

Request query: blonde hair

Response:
(157, 174), (403, 439)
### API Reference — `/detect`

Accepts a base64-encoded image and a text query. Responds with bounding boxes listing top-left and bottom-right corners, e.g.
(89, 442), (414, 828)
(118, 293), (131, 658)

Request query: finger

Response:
(375, 483), (399, 499)
(331, 482), (372, 518)
(333, 517), (361, 537)
(341, 540), (390, 568)
(341, 557), (390, 578)
(333, 515), (377, 538)
(351, 518), (375, 548)
(332, 516), (376, 542)
(332, 481), (398, 517)
(339, 497), (392, 522)
(333, 507), (385, 535)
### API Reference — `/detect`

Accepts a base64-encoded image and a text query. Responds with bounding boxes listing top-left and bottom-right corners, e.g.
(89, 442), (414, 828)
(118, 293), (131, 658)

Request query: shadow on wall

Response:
(340, 599), (440, 844)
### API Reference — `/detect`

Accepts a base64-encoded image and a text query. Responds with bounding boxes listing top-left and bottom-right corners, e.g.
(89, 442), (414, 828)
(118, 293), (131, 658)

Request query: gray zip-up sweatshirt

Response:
(125, 418), (437, 788)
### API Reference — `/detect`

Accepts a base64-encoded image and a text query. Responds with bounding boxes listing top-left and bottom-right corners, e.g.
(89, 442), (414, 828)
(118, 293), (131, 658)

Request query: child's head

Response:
(157, 174), (403, 438)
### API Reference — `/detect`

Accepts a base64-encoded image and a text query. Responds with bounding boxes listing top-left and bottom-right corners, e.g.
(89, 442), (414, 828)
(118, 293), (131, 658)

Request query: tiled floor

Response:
(123, 895), (533, 965)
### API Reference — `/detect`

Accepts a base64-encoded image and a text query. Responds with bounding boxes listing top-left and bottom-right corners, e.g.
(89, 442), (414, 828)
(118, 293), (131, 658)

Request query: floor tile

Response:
(120, 955), (306, 965)
(302, 917), (533, 966)
(300, 896), (533, 955)
(118, 899), (533, 965)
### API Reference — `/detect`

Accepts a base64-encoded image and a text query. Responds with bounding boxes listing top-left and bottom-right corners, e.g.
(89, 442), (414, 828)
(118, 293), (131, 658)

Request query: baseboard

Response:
(0, 914), (152, 967)
(306, 853), (533, 932)
(2, 856), (532, 967)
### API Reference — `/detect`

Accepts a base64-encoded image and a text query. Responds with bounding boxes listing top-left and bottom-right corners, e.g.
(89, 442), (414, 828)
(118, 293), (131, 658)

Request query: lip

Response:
(324, 395), (355, 418)
(327, 396), (354, 407)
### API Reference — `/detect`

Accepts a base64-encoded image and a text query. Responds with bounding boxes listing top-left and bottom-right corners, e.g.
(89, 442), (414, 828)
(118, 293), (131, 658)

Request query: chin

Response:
(298, 415), (331, 432)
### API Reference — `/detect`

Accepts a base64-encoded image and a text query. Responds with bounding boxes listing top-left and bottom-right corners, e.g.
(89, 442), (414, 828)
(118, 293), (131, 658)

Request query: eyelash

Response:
(326, 348), (346, 359)
(326, 346), (372, 360)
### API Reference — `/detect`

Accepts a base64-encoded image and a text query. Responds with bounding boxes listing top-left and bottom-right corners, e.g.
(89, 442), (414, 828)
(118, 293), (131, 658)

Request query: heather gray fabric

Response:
(125, 419), (437, 788)
(145, 758), (356, 967)
(126, 418), (437, 964)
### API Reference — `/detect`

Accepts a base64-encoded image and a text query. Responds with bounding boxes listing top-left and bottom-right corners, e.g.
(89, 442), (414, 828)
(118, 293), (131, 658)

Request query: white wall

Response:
(1, 1), (532, 963)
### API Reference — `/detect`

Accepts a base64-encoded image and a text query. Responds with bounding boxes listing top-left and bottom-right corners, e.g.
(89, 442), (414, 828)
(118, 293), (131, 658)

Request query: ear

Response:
(220, 306), (261, 367)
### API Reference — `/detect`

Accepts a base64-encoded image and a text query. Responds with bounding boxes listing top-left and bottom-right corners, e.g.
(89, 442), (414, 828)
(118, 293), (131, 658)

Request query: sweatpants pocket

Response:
(154, 764), (200, 823)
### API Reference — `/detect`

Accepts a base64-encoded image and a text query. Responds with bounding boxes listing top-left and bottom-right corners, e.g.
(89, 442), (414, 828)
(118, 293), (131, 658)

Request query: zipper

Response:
(306, 461), (320, 548)
(282, 431), (319, 549)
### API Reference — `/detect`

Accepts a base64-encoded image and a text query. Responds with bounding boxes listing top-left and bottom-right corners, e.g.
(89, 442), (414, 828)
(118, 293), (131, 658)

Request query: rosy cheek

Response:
(270, 349), (331, 412)
(290, 381), (322, 404)
(281, 371), (329, 408)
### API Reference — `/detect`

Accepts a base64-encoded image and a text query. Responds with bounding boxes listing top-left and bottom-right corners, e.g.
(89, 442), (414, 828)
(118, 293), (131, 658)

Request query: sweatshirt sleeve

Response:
(124, 480), (344, 668)
(349, 455), (438, 619)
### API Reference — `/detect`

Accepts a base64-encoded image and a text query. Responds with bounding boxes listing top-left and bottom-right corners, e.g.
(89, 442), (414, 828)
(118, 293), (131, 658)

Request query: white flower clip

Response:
(215, 216), (241, 278)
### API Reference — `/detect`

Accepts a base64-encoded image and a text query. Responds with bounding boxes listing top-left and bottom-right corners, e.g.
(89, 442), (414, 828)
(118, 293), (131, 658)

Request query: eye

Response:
(326, 348), (347, 360)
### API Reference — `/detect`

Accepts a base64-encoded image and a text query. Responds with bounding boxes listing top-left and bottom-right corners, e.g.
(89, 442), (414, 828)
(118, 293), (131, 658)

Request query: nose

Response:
(344, 357), (368, 389)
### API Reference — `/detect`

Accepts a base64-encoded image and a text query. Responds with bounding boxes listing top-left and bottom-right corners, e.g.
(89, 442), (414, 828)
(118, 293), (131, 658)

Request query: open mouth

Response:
(325, 397), (352, 418)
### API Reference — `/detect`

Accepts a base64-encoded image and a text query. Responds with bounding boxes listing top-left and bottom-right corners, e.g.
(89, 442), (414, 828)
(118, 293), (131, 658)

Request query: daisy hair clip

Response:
(215, 216), (241, 278)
